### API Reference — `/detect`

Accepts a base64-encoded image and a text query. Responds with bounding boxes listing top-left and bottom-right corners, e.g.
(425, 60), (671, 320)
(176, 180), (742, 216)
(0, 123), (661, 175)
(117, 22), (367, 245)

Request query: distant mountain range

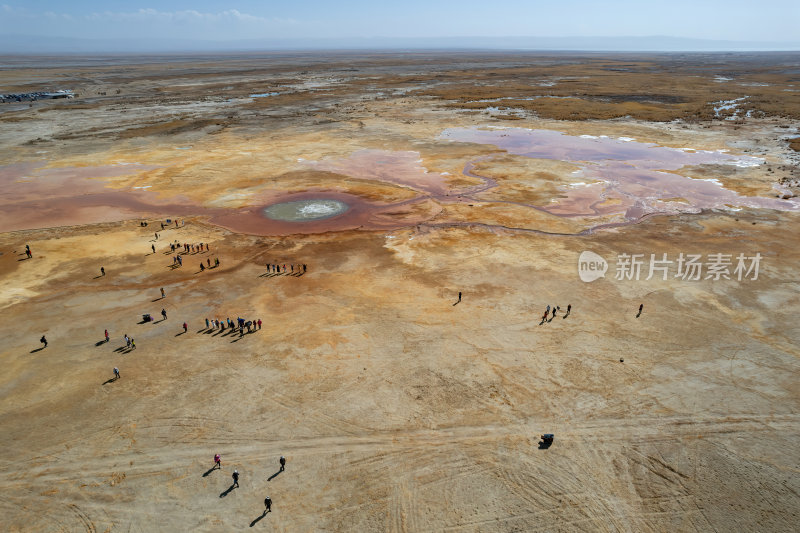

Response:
(0, 34), (798, 54)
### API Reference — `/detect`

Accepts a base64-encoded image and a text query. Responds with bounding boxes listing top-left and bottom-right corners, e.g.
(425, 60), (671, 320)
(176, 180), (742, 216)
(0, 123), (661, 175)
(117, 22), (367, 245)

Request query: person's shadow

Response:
(30, 346), (45, 353)
(636, 310), (642, 318)
(250, 511), (268, 527)
(219, 484), (236, 498)
(102, 377), (117, 385)
(267, 469), (282, 482)
(202, 465), (218, 478)
(175, 331), (186, 337)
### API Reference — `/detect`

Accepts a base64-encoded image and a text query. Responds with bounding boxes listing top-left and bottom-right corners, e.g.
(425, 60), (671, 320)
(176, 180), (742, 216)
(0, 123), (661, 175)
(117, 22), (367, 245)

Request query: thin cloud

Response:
(85, 8), (297, 26)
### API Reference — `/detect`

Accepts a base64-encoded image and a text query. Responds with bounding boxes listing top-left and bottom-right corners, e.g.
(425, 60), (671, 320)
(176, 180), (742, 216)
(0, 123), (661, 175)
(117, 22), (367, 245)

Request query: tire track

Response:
(68, 503), (97, 533)
(4, 414), (797, 489)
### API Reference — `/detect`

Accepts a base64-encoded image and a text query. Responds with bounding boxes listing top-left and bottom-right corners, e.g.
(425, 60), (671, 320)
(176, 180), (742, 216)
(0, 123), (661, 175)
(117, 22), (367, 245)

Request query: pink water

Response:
(440, 127), (799, 221)
(306, 149), (450, 195)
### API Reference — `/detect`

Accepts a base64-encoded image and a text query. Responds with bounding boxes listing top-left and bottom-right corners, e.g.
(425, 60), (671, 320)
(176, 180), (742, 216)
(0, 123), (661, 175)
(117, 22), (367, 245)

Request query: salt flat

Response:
(0, 52), (798, 532)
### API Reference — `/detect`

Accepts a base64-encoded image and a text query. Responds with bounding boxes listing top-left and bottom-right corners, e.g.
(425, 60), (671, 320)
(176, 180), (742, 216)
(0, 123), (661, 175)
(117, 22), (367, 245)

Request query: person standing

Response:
(303, 264), (307, 273)
(205, 318), (210, 329)
(130, 338), (136, 349)
(154, 232), (158, 240)
(214, 453), (221, 469)
(160, 287), (165, 299)
(279, 456), (285, 471)
(264, 496), (272, 513)
(161, 308), (167, 320)
(257, 319), (262, 330)
(113, 367), (120, 380)
(100, 267), (105, 276)
(151, 244), (155, 254)
(232, 470), (239, 488)
(40, 335), (47, 348)
(125, 334), (130, 348)
(104, 329), (110, 343)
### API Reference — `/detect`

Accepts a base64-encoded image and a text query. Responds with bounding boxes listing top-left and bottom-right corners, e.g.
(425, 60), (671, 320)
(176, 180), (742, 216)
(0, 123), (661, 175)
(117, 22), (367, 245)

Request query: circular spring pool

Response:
(262, 199), (349, 222)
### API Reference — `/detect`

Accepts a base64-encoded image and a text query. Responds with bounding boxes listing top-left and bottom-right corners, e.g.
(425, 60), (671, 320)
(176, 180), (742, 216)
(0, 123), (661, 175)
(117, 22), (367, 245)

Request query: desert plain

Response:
(0, 52), (799, 531)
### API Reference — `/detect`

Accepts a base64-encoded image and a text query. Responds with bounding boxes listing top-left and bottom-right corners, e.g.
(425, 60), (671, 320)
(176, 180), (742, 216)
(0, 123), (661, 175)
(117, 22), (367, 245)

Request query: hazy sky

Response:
(1, 1), (798, 42)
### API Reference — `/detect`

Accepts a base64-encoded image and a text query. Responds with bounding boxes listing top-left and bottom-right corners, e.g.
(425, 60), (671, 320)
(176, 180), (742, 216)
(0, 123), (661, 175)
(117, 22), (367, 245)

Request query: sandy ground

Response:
(0, 53), (799, 532)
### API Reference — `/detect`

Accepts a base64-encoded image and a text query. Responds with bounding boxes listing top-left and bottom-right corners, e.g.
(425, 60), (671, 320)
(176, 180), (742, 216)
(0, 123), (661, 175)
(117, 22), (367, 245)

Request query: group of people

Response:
(32, 218), (222, 370)
(204, 317), (262, 335)
(172, 242), (209, 254)
(160, 219), (183, 230)
(213, 454), (285, 515)
(540, 303), (571, 325)
(199, 257), (220, 271)
(171, 254), (220, 270)
(266, 263), (306, 275)
(122, 334), (136, 350)
(166, 243), (220, 272)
